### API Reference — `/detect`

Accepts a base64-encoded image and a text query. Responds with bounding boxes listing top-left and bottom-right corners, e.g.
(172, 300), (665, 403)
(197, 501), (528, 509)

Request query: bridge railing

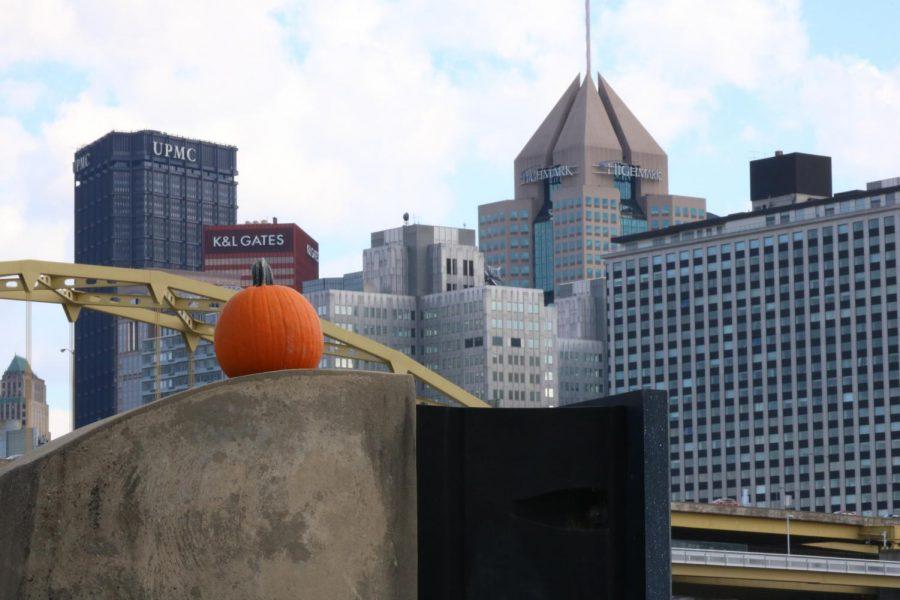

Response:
(672, 547), (900, 577)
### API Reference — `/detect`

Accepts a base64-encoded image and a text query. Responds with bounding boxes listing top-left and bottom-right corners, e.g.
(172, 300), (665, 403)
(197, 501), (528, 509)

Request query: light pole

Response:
(786, 513), (793, 556)
(60, 323), (75, 432)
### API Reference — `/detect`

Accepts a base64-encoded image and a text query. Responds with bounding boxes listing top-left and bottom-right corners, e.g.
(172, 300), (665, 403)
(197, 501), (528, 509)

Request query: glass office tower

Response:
(481, 72), (706, 296)
(73, 130), (237, 427)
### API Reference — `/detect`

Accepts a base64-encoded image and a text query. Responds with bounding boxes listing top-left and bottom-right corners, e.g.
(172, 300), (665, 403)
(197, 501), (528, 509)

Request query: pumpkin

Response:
(214, 258), (324, 377)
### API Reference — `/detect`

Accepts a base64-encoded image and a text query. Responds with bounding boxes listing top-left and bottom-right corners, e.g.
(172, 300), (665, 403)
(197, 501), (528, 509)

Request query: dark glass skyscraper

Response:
(73, 130), (237, 427)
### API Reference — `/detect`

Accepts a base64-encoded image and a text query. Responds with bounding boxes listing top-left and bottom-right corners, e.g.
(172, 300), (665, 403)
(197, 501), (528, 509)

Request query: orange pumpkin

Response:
(214, 258), (323, 377)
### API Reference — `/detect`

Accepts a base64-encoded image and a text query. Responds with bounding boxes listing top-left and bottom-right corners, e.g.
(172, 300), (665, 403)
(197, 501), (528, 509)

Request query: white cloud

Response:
(2, 0), (900, 393)
(592, 0), (900, 187)
(795, 57), (900, 184)
(0, 0), (593, 273)
(3, 0), (899, 274)
(0, 80), (46, 112)
(594, 0), (809, 146)
(0, 0), (591, 390)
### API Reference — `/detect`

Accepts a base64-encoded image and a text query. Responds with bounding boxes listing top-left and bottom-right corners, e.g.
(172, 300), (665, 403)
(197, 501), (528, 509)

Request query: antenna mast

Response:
(585, 0), (591, 77)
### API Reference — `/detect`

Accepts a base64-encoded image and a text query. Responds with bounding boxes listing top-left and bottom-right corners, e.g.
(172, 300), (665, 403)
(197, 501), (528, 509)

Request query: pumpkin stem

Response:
(251, 259), (274, 286)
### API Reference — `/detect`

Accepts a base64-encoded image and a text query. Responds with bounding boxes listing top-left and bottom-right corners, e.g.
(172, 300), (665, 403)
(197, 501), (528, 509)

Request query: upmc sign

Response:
(203, 228), (294, 255)
(153, 139), (198, 162)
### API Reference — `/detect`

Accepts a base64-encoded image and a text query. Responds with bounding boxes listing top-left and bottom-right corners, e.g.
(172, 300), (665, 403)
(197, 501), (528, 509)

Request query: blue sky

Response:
(1, 0), (900, 436)
(658, 1), (900, 211)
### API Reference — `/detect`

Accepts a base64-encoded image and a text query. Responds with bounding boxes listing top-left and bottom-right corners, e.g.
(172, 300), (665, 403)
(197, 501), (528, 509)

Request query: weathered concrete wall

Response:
(0, 370), (417, 600)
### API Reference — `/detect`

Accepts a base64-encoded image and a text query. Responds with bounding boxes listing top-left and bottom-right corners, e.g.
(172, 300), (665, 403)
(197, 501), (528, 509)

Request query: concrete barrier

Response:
(0, 370), (417, 599)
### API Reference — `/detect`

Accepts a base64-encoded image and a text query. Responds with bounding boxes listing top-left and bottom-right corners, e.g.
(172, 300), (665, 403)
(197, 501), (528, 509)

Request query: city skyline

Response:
(3, 0), (900, 437)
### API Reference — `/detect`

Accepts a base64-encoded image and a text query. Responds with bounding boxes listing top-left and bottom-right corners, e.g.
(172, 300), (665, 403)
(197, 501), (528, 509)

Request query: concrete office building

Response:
(307, 285), (558, 408)
(301, 272), (363, 293)
(304, 224), (558, 407)
(363, 225), (484, 295)
(479, 73), (706, 295)
(0, 356), (49, 457)
(607, 171), (900, 515)
(136, 314), (224, 407)
(203, 220), (319, 290)
(555, 278), (607, 405)
(117, 270), (241, 412)
(418, 286), (558, 407)
(73, 130), (237, 427)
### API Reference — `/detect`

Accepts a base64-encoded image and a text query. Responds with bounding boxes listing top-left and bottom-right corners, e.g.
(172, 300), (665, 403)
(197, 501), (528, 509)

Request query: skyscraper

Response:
(73, 130), (237, 427)
(607, 174), (900, 515)
(479, 74), (706, 296)
(0, 355), (49, 457)
(303, 223), (558, 407)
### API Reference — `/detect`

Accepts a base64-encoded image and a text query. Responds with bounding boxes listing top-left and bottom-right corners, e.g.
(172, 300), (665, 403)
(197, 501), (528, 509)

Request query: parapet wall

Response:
(0, 370), (417, 600)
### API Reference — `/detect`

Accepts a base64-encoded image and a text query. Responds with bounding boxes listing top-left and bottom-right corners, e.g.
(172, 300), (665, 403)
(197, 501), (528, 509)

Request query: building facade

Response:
(478, 198), (541, 288)
(305, 285), (558, 408)
(480, 73), (707, 295)
(114, 270), (241, 412)
(363, 225), (483, 295)
(73, 130), (237, 427)
(136, 314), (225, 407)
(304, 224), (558, 408)
(607, 182), (900, 516)
(555, 278), (607, 405)
(203, 220), (319, 290)
(419, 286), (558, 407)
(301, 272), (363, 293)
(0, 356), (49, 457)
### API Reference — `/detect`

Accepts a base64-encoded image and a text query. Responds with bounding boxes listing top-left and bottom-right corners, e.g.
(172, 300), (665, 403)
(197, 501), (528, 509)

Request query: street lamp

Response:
(786, 513), (793, 556)
(783, 491), (794, 556)
(60, 323), (75, 432)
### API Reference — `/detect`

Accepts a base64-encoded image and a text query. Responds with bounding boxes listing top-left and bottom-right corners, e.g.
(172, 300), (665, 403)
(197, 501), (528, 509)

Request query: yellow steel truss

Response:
(0, 260), (489, 408)
(671, 504), (900, 550)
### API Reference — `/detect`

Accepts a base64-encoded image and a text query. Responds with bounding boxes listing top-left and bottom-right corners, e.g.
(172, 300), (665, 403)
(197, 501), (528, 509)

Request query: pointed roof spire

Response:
(553, 75), (622, 157)
(516, 75), (581, 168)
(5, 355), (31, 375)
(597, 73), (665, 160)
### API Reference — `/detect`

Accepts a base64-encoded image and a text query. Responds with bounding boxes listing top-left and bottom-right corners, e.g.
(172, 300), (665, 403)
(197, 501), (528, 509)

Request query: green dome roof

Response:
(5, 355), (31, 375)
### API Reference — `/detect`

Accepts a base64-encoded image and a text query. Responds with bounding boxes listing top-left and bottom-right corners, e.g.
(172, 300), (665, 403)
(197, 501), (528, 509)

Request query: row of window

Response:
(608, 214), (900, 510)
(554, 196), (619, 210)
(479, 209), (529, 224)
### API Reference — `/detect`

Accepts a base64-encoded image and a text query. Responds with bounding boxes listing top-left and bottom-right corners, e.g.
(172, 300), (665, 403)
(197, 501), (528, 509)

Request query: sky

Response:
(2, 0), (900, 439)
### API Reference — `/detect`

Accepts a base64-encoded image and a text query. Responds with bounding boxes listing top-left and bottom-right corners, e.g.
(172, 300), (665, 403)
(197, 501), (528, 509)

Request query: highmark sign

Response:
(595, 161), (662, 182)
(520, 165), (577, 184)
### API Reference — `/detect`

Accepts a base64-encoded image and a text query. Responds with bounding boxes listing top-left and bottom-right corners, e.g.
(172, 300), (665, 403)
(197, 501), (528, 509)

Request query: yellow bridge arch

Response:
(0, 260), (489, 409)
